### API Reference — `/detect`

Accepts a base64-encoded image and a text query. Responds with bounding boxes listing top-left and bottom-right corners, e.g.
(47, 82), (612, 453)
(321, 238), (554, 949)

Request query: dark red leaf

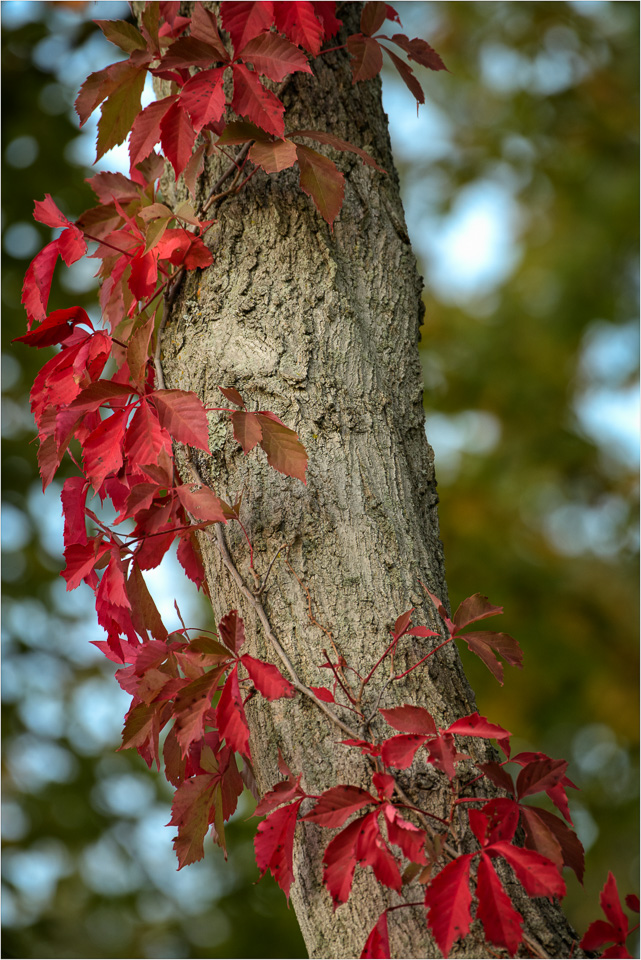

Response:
(446, 712), (511, 742)
(361, 1), (386, 37)
(296, 143), (344, 228)
(380, 733), (428, 769)
(218, 609), (246, 655)
(221, 1), (275, 54)
(380, 44), (424, 106)
(516, 758), (568, 801)
(389, 33), (447, 71)
(175, 484), (230, 523)
(452, 593), (503, 630)
(218, 385), (245, 408)
(274, 1), (324, 57)
(160, 100), (197, 178)
(488, 841), (566, 900)
(347, 34), (383, 83)
(290, 129), (386, 172)
(180, 68), (226, 133)
(168, 773), (218, 868)
(215, 665), (250, 755)
(231, 410), (263, 453)
(322, 813), (366, 906)
(129, 96), (176, 170)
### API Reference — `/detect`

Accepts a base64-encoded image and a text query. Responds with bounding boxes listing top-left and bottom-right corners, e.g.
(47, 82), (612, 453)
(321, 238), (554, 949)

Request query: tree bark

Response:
(156, 4), (584, 957)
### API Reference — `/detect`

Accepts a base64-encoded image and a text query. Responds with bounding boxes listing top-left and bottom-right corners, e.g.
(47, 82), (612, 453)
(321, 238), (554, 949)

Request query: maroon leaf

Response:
(516, 758), (568, 801)
(169, 773), (218, 868)
(249, 138), (298, 173)
(347, 34), (383, 83)
(296, 143), (344, 228)
(380, 44), (424, 106)
(389, 33), (447, 71)
(453, 593), (503, 630)
(361, 1), (386, 36)
(218, 609), (246, 655)
(218, 385), (245, 408)
(189, 4), (229, 59)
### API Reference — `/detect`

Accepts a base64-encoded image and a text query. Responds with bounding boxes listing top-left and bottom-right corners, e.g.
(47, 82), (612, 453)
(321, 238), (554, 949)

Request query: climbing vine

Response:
(15, 2), (638, 957)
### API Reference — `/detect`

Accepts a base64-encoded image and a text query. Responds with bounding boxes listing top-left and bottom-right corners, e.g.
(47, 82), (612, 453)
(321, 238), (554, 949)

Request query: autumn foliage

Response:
(15, 2), (637, 957)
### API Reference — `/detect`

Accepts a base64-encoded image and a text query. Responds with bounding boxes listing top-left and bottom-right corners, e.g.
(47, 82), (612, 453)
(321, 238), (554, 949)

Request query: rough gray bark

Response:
(153, 4), (584, 957)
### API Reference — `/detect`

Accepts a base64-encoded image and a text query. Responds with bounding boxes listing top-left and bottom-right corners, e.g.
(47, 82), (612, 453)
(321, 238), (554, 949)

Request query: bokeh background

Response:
(2, 2), (638, 957)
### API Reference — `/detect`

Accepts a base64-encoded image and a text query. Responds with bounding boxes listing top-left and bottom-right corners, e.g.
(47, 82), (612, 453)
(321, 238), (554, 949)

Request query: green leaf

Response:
(96, 64), (147, 160)
(95, 20), (147, 54)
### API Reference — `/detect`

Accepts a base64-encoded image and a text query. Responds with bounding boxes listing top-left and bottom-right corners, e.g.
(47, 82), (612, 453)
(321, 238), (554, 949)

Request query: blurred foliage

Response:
(2, 1), (638, 957)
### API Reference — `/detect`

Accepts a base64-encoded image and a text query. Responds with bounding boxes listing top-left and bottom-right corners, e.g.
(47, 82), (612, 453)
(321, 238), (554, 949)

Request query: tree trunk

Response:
(157, 4), (583, 956)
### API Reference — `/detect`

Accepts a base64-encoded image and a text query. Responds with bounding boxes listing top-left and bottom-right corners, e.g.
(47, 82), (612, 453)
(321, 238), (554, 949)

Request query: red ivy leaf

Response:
(361, 1), (387, 37)
(380, 704), (436, 735)
(347, 34), (383, 83)
(231, 410), (263, 453)
(301, 785), (376, 827)
(424, 855), (473, 957)
(241, 654), (296, 701)
(488, 841), (566, 900)
(476, 854), (524, 955)
(221, 0), (275, 54)
(168, 773), (218, 868)
(249, 138), (298, 173)
(215, 665), (250, 756)
(389, 33), (447, 72)
(232, 62), (285, 138)
(238, 31), (312, 82)
(218, 609), (246, 655)
(254, 798), (301, 900)
(150, 388), (211, 452)
(256, 411), (308, 482)
(274, 1), (325, 57)
(180, 68), (226, 133)
(160, 100), (197, 179)
(360, 910), (390, 959)
(295, 143), (344, 227)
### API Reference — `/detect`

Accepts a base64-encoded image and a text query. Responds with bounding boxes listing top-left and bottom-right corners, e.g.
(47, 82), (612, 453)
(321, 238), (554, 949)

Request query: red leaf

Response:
(180, 68), (226, 133)
(380, 733), (428, 769)
(347, 34), (383, 83)
(372, 772), (395, 799)
(488, 841), (566, 900)
(301, 784), (376, 827)
(384, 805), (427, 864)
(290, 128), (386, 172)
(62, 539), (108, 590)
(296, 143), (344, 227)
(150, 388), (211, 451)
(189, 4), (229, 59)
(355, 812), (402, 892)
(22, 241), (64, 323)
(159, 35), (225, 70)
(380, 704), (436, 735)
(160, 100), (197, 178)
(129, 96), (176, 170)
(254, 773), (304, 817)
(256, 411), (308, 482)
(241, 654), (296, 701)
(446, 712), (511, 741)
(274, 1), (324, 57)
(477, 761), (515, 796)
(626, 894), (640, 913)
(238, 32), (312, 82)
(312, 2), (342, 39)
(426, 732), (462, 780)
(61, 476), (88, 547)
(175, 484), (230, 523)
(232, 63), (285, 138)
(174, 669), (225, 755)
(476, 854), (523, 955)
(516, 758), (568, 801)
(249, 138), (298, 173)
(453, 593), (503, 630)
(126, 401), (170, 467)
(218, 385), (245, 408)
(218, 609), (246, 655)
(15, 305), (91, 348)
(361, 1), (386, 37)
(126, 561), (168, 643)
(254, 798), (301, 899)
(322, 813), (366, 906)
(82, 409), (128, 490)
(599, 872), (630, 939)
(309, 685), (335, 702)
(128, 248), (159, 301)
(581, 920), (628, 954)
(169, 773), (218, 868)
(361, 911), (390, 959)
(424, 855), (473, 957)
(389, 33), (447, 71)
(380, 44), (424, 106)
(469, 798), (519, 846)
(231, 410), (263, 453)
(221, 1), (274, 54)
(215, 665), (250, 755)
